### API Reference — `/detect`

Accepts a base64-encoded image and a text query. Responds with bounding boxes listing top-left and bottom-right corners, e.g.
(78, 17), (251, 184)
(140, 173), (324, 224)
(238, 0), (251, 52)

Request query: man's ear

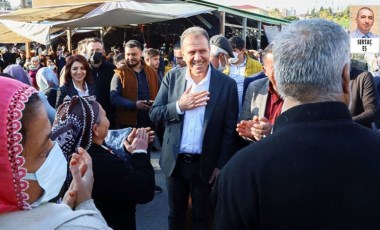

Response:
(342, 63), (350, 105)
(92, 123), (99, 137)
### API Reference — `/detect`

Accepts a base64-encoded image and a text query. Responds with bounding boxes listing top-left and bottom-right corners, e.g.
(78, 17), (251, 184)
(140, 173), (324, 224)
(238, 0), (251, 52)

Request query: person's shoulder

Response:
(247, 71), (265, 79)
(59, 84), (69, 91)
(211, 68), (236, 85)
(350, 30), (360, 38)
(101, 61), (116, 70)
(211, 66), (229, 78)
(350, 66), (373, 80)
(246, 53), (262, 65)
(166, 66), (186, 78)
(221, 143), (260, 177)
(369, 32), (379, 38)
(248, 76), (269, 89)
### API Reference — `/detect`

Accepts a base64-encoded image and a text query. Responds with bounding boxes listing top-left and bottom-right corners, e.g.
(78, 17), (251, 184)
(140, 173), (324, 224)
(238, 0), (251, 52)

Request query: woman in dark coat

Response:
(56, 55), (95, 108)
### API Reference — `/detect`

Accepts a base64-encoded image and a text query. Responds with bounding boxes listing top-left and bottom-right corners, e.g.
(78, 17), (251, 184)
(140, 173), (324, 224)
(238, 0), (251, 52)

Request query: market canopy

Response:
(0, 3), (101, 22)
(0, 20), (62, 44)
(53, 0), (214, 28)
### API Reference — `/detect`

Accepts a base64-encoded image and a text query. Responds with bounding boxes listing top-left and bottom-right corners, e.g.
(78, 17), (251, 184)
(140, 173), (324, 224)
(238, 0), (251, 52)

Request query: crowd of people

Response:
(1, 18), (380, 230)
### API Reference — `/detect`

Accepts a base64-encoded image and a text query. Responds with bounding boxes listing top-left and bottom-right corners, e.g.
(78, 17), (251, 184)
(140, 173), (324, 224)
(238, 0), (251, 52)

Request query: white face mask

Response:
(229, 51), (240, 64)
(24, 142), (67, 207)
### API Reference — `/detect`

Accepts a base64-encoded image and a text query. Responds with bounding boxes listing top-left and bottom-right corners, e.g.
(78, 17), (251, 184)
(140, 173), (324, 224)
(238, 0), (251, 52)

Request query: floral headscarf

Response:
(0, 78), (37, 214)
(51, 96), (99, 186)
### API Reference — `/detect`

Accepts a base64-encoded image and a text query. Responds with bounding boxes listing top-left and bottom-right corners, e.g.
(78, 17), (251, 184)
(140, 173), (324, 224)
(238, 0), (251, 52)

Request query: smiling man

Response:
(351, 7), (378, 38)
(110, 40), (159, 129)
(149, 26), (238, 229)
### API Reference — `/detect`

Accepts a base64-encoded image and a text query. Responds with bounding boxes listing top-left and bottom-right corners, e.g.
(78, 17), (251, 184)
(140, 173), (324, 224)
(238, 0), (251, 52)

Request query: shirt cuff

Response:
(176, 101), (184, 114)
(132, 149), (148, 154)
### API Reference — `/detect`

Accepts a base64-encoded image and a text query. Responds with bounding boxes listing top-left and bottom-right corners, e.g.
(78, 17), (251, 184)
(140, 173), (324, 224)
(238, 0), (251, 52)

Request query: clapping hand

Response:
(124, 127), (155, 153)
(251, 116), (272, 141)
(63, 147), (94, 209)
(237, 116), (272, 141)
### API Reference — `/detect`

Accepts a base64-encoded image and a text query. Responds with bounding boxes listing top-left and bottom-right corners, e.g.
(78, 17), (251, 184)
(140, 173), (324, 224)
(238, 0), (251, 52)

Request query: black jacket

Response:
(88, 143), (155, 230)
(90, 61), (116, 128)
(56, 82), (96, 108)
(214, 102), (380, 230)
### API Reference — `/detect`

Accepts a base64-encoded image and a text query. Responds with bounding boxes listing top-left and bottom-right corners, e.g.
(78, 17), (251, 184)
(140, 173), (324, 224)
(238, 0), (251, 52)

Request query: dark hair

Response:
(114, 53), (125, 63)
(124, 40), (142, 50)
(229, 36), (245, 50)
(20, 93), (41, 138)
(64, 55), (94, 85)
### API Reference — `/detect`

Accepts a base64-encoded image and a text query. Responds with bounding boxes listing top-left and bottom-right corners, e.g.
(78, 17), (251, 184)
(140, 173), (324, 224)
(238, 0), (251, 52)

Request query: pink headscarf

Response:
(0, 77), (37, 214)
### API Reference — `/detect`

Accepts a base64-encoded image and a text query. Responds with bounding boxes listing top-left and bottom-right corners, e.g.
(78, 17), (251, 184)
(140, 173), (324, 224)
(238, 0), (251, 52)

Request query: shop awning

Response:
(53, 1), (214, 28)
(0, 3), (101, 22)
(0, 20), (62, 44)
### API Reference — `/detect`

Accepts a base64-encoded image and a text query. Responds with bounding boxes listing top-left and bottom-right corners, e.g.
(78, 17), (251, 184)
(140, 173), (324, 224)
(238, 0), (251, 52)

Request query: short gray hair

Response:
(273, 19), (350, 103)
(180, 27), (210, 48)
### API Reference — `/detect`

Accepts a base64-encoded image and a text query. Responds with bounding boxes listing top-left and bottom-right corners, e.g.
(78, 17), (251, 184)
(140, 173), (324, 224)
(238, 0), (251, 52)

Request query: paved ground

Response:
(136, 150), (169, 230)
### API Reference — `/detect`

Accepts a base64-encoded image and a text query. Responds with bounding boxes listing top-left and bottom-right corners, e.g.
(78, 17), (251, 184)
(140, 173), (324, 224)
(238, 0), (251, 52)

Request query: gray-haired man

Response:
(214, 19), (380, 229)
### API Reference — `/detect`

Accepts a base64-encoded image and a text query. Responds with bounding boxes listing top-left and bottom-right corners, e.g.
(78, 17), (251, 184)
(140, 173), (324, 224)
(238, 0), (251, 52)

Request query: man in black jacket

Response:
(214, 19), (380, 230)
(86, 37), (116, 128)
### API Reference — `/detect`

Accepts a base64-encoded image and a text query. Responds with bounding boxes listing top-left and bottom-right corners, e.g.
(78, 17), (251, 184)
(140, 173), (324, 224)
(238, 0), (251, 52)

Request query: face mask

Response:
(90, 52), (103, 65)
(24, 142), (67, 207)
(229, 51), (240, 64)
(49, 65), (56, 71)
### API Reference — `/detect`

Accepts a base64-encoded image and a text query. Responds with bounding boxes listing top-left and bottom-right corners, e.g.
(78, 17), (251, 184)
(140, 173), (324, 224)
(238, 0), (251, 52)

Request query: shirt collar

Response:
(354, 29), (371, 37)
(72, 80), (88, 94)
(185, 64), (212, 86)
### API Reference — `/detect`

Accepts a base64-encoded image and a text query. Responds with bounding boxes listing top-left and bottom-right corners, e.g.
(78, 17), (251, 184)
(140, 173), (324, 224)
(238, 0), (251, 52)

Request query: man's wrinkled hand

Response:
(251, 116), (272, 141)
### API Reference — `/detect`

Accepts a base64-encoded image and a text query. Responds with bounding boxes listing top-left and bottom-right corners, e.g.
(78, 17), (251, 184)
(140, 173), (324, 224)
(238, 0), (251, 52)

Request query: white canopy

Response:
(0, 20), (61, 44)
(54, 1), (214, 28)
(0, 1), (213, 44)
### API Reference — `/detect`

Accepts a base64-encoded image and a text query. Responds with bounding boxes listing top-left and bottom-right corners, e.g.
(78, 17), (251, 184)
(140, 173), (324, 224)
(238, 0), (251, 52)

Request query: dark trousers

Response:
(167, 157), (212, 230)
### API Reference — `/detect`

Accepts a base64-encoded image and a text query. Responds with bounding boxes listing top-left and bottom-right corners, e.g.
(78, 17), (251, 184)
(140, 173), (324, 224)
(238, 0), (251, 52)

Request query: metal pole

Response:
(242, 17), (247, 45)
(100, 28), (104, 42)
(25, 42), (31, 59)
(67, 28), (72, 52)
(219, 11), (225, 35)
(257, 21), (262, 49)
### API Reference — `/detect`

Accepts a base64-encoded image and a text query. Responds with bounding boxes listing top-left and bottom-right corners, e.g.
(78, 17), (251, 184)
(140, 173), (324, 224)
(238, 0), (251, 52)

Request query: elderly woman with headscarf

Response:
(28, 56), (41, 89)
(52, 95), (155, 230)
(36, 67), (59, 108)
(2, 65), (56, 124)
(0, 77), (111, 229)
